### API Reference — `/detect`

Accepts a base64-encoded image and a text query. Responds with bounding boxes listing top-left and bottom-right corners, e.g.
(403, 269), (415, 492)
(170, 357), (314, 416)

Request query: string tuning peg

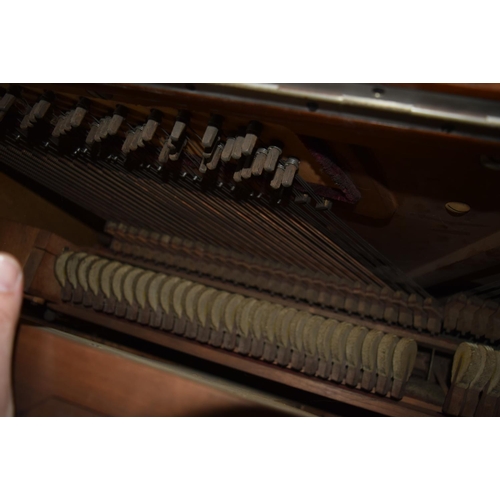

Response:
(33, 92), (55, 120)
(264, 143), (283, 172)
(270, 162), (286, 189)
(95, 116), (111, 143)
(107, 105), (128, 136)
(122, 129), (136, 153)
(206, 143), (224, 170)
(240, 155), (253, 179)
(85, 123), (99, 145)
(158, 139), (173, 164)
(233, 170), (243, 183)
(52, 112), (70, 137)
(242, 121), (262, 156)
(231, 131), (245, 161)
(26, 91), (54, 127)
(129, 127), (143, 151)
(20, 113), (33, 130)
(169, 137), (187, 161)
(202, 115), (223, 153)
(221, 137), (235, 162)
(141, 109), (162, 142)
(70, 97), (90, 128)
(282, 157), (300, 187)
(251, 148), (267, 176)
(0, 86), (20, 122)
(170, 110), (190, 144)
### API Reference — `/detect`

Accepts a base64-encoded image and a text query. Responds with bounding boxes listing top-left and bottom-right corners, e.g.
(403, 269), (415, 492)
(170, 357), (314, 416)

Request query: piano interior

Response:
(1, 82), (500, 416)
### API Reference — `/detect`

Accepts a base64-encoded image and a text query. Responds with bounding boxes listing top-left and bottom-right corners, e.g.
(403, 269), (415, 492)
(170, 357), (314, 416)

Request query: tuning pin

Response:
(158, 138), (173, 163)
(0, 92), (16, 112)
(52, 112), (69, 137)
(94, 117), (111, 143)
(70, 98), (90, 128)
(242, 121), (262, 156)
(231, 134), (245, 161)
(206, 143), (224, 170)
(168, 110), (188, 141)
(282, 157), (300, 187)
(202, 115), (223, 153)
(122, 129), (136, 153)
(141, 109), (162, 142)
(20, 113), (34, 130)
(31, 92), (54, 121)
(0, 87), (18, 122)
(270, 162), (286, 189)
(251, 148), (267, 176)
(128, 127), (143, 151)
(85, 123), (99, 145)
(220, 137), (234, 162)
(66, 109), (76, 135)
(107, 105), (128, 136)
(240, 155), (253, 179)
(169, 137), (187, 161)
(264, 144), (282, 172)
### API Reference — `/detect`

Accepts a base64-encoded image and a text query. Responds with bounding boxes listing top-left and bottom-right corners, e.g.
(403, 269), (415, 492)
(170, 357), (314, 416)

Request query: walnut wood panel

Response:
(13, 325), (304, 417)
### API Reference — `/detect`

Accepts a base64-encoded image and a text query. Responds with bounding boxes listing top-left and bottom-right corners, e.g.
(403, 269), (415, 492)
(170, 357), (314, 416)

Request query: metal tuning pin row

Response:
(159, 110), (190, 164)
(270, 157), (300, 190)
(87, 105), (128, 146)
(122, 109), (162, 154)
(55, 249), (418, 400)
(443, 342), (500, 416)
(20, 91), (55, 130)
(52, 97), (90, 138)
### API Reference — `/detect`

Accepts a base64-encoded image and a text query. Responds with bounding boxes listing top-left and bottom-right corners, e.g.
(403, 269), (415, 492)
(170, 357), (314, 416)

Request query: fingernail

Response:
(0, 253), (22, 292)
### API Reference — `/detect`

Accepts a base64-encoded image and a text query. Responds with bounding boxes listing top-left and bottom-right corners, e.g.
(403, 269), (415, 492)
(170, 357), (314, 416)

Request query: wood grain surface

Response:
(13, 325), (312, 417)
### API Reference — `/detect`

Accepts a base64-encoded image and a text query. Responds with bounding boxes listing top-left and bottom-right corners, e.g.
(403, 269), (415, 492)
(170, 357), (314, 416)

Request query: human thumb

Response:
(0, 253), (23, 417)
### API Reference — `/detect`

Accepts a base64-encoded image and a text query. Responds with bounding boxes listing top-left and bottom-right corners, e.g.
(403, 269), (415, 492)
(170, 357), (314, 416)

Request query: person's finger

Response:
(0, 253), (23, 417)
